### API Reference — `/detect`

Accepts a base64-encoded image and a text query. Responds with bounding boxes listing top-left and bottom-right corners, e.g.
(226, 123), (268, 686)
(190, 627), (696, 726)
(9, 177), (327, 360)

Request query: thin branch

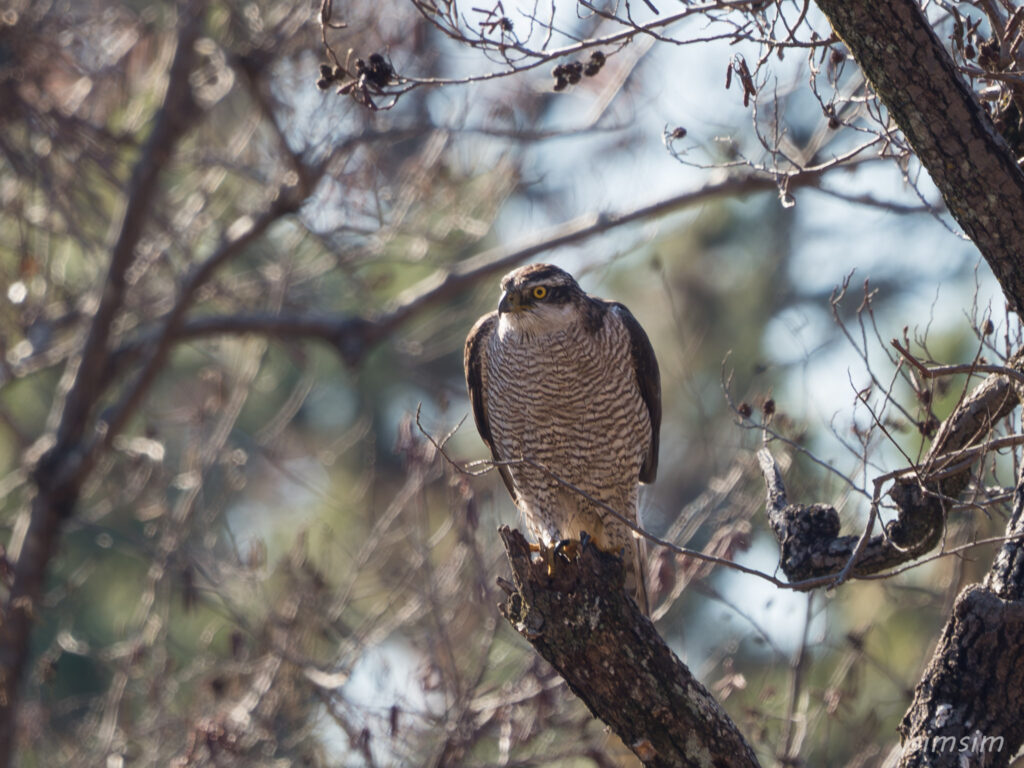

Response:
(97, 187), (307, 455)
(50, 7), (201, 466)
(892, 338), (1024, 386)
(423, 406), (1006, 595)
(112, 166), (839, 374)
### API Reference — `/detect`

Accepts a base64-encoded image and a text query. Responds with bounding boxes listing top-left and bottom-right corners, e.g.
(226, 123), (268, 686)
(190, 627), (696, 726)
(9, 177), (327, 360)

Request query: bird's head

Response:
(496, 264), (585, 338)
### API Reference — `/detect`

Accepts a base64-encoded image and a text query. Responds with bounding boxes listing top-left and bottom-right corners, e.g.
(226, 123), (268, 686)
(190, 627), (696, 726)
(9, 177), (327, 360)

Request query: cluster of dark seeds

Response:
(316, 52), (394, 92)
(552, 50), (605, 91)
(354, 53), (394, 89)
(316, 63), (343, 90)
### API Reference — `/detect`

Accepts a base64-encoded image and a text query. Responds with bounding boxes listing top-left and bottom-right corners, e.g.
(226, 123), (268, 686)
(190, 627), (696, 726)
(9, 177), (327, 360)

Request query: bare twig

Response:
(891, 338), (1024, 387)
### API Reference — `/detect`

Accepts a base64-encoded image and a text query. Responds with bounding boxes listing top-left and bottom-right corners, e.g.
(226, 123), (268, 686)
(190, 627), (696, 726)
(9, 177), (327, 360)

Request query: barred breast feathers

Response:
(465, 266), (659, 492)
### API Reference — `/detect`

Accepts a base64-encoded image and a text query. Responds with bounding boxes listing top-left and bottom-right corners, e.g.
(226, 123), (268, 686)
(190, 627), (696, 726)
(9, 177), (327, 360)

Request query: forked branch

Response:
(757, 349), (1023, 585)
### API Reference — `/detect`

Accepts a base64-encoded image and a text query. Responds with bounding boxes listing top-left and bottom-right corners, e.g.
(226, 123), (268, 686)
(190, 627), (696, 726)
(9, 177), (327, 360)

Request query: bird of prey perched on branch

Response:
(464, 263), (661, 613)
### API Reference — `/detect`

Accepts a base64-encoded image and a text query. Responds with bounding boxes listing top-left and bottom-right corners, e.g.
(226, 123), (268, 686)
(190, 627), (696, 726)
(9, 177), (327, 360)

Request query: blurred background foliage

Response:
(0, 0), (1016, 766)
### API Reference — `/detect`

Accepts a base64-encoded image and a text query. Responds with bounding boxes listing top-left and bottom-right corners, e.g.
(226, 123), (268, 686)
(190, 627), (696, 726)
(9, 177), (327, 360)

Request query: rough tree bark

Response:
(896, 460), (1024, 767)
(497, 527), (762, 768)
(497, 355), (1024, 767)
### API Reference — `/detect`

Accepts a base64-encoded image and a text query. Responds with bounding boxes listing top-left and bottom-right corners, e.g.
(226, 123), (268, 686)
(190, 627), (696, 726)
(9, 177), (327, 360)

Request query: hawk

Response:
(464, 263), (661, 612)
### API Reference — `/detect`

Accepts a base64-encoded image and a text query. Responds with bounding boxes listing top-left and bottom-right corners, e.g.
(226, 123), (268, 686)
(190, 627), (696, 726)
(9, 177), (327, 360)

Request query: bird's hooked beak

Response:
(498, 289), (526, 314)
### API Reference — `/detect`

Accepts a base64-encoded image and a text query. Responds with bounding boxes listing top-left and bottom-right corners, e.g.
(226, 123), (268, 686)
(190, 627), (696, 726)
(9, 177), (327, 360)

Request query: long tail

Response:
(625, 535), (650, 615)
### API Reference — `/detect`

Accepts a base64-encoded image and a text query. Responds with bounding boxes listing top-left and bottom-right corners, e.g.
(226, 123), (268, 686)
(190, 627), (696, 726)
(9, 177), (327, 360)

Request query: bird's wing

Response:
(464, 311), (517, 499)
(611, 302), (662, 482)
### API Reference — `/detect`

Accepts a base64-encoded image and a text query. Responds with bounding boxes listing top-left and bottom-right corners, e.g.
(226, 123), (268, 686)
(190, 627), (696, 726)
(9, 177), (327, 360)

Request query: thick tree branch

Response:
(497, 526), (761, 768)
(814, 0), (1024, 314)
(757, 359), (1024, 767)
(758, 351), (1022, 584)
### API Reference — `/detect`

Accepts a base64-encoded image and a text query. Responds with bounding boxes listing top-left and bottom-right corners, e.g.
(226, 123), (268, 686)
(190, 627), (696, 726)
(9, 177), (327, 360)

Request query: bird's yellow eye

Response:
(532, 286), (548, 300)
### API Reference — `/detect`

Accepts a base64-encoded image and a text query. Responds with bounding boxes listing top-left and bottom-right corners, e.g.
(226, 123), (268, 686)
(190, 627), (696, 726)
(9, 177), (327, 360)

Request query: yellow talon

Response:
(555, 539), (579, 561)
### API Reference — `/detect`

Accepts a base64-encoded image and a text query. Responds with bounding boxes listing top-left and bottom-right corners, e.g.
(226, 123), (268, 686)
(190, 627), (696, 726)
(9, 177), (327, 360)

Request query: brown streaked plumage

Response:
(464, 263), (661, 612)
